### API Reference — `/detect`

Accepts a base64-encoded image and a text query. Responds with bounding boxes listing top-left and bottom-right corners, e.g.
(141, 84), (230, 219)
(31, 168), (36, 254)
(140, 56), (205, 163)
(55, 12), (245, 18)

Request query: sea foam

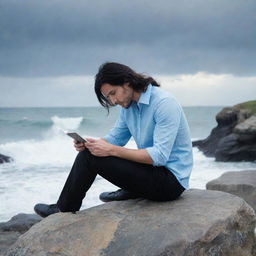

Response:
(0, 116), (86, 168)
(51, 115), (83, 131)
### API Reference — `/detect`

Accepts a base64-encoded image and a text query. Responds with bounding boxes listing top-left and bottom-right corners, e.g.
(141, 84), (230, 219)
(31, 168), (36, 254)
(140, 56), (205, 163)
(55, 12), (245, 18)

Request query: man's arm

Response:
(85, 138), (153, 165)
(110, 146), (153, 165)
(145, 98), (182, 167)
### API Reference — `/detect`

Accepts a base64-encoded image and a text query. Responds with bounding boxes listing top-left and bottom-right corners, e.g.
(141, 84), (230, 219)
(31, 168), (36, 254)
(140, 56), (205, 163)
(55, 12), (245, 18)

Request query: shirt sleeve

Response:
(104, 109), (132, 146)
(146, 97), (181, 166)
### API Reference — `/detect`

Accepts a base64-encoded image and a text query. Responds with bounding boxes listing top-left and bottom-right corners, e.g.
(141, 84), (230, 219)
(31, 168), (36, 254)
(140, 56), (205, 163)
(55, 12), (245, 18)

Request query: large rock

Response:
(0, 214), (42, 255)
(0, 154), (12, 164)
(234, 116), (256, 135)
(207, 170), (256, 212)
(6, 189), (256, 256)
(193, 100), (256, 161)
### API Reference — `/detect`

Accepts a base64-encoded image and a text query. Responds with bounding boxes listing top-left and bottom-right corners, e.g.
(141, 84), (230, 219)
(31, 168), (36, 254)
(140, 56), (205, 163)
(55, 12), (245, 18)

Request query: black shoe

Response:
(34, 203), (60, 218)
(99, 189), (139, 202)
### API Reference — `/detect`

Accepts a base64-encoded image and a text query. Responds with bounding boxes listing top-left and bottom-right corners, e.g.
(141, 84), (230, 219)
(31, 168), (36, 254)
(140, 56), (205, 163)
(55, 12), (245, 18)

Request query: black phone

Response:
(66, 132), (87, 143)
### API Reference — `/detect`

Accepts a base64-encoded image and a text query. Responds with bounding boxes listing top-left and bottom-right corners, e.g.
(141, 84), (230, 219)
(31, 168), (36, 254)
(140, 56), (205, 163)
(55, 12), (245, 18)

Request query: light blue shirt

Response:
(104, 84), (193, 189)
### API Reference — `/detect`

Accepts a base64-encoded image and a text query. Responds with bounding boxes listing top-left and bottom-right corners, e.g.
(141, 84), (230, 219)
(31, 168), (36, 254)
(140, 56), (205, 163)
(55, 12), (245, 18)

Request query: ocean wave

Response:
(51, 116), (84, 131)
(0, 116), (85, 130)
(0, 137), (77, 167)
(0, 118), (52, 128)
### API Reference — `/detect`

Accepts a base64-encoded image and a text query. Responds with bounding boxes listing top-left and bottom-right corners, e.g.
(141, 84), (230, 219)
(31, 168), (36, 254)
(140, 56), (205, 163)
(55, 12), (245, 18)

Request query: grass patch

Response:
(234, 100), (256, 115)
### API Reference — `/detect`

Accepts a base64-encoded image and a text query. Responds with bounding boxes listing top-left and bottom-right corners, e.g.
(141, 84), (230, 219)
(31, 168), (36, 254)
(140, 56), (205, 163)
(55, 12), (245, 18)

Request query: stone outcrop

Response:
(0, 154), (12, 164)
(6, 189), (256, 256)
(207, 170), (256, 212)
(0, 214), (42, 255)
(193, 100), (256, 161)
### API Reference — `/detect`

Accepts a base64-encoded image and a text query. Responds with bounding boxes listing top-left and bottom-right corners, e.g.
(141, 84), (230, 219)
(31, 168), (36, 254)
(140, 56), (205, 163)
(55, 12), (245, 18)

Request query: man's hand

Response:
(73, 140), (86, 152)
(73, 137), (153, 165)
(85, 138), (113, 157)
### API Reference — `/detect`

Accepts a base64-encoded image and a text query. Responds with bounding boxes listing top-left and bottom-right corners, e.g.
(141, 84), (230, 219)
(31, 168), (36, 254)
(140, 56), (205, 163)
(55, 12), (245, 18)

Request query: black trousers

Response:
(57, 149), (185, 212)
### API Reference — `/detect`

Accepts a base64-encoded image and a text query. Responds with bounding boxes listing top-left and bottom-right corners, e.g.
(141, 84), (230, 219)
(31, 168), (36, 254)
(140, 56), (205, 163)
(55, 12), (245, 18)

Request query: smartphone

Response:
(66, 132), (87, 143)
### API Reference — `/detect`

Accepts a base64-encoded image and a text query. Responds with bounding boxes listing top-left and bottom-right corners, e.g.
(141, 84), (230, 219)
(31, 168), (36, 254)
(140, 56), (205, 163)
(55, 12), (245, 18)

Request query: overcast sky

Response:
(0, 0), (255, 107)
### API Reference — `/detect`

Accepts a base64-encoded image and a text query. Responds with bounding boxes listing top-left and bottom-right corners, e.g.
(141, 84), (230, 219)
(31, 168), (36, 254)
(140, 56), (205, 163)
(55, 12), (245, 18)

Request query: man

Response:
(34, 62), (193, 217)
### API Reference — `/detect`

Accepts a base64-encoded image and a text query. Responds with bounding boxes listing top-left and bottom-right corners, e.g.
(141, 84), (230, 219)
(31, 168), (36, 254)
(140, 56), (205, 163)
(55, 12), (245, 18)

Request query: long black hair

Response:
(94, 62), (160, 111)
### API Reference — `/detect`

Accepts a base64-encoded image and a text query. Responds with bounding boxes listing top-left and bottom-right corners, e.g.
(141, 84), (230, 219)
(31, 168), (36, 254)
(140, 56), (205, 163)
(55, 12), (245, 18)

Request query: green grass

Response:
(234, 100), (256, 115)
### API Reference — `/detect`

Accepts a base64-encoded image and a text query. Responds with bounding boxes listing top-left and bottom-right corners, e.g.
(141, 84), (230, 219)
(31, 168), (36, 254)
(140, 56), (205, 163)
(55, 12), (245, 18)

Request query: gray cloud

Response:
(0, 0), (255, 76)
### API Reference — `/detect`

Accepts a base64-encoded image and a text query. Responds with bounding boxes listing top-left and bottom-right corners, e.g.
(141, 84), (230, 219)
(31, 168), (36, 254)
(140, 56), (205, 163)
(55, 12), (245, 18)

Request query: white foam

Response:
(51, 116), (83, 131)
(0, 137), (76, 168)
(0, 115), (87, 168)
(44, 116), (84, 138)
(190, 147), (256, 189)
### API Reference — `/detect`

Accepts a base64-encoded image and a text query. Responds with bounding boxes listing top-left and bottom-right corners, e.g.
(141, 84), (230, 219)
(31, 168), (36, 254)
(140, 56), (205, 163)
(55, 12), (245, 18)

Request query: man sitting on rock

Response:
(34, 62), (193, 217)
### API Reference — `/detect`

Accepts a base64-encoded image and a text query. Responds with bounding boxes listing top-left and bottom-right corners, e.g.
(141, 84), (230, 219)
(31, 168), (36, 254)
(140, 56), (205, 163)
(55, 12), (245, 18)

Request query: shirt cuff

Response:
(103, 135), (119, 146)
(146, 147), (162, 166)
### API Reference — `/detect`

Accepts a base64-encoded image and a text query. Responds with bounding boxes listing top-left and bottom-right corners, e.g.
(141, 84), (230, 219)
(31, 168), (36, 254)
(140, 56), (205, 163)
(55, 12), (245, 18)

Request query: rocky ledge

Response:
(5, 189), (256, 256)
(0, 153), (12, 164)
(207, 170), (256, 212)
(193, 100), (256, 161)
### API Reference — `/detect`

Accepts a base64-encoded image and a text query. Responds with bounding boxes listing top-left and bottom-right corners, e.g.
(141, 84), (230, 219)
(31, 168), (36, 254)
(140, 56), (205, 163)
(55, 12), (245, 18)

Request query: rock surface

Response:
(0, 154), (12, 164)
(207, 170), (256, 212)
(6, 189), (256, 256)
(0, 214), (42, 255)
(193, 100), (256, 161)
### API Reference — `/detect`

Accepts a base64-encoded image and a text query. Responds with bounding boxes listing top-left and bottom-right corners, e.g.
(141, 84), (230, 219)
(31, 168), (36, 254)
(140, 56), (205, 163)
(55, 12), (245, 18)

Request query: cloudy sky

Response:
(0, 0), (255, 107)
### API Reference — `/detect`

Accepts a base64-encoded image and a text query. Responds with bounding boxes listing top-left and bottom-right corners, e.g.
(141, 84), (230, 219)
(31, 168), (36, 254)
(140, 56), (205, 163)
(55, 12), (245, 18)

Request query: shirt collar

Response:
(137, 84), (152, 106)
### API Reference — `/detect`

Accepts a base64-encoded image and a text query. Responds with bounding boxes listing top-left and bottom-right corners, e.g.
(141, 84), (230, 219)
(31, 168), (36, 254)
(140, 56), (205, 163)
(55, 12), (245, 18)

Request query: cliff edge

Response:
(193, 100), (256, 161)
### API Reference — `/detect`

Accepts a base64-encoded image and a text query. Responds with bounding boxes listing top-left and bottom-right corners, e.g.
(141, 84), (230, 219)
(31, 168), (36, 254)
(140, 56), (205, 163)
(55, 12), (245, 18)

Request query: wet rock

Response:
(0, 154), (12, 164)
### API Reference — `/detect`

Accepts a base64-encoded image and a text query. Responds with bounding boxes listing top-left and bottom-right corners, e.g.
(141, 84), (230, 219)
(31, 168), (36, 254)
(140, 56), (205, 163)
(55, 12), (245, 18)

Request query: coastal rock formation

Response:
(0, 214), (42, 255)
(193, 100), (256, 161)
(6, 189), (256, 256)
(207, 170), (256, 212)
(0, 153), (12, 164)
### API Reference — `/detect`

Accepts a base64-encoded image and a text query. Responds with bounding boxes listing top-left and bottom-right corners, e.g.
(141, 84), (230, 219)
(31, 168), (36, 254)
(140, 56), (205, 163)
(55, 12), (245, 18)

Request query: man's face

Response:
(101, 83), (134, 108)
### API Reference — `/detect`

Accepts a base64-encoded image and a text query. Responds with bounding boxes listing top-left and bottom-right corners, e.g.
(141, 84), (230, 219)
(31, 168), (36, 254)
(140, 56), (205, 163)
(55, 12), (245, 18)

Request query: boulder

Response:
(0, 153), (12, 164)
(0, 214), (42, 255)
(234, 115), (256, 135)
(207, 170), (256, 212)
(0, 214), (42, 233)
(6, 189), (256, 256)
(193, 100), (256, 161)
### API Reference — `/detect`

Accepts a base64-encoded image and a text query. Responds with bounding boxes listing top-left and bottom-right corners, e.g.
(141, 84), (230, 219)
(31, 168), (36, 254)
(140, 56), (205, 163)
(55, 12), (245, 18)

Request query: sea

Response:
(0, 106), (256, 222)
